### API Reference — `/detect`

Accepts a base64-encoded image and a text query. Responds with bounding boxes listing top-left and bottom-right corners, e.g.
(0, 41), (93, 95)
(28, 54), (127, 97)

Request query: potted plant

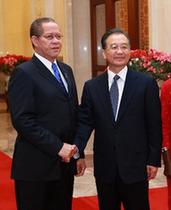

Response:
(0, 54), (30, 76)
(129, 49), (171, 81)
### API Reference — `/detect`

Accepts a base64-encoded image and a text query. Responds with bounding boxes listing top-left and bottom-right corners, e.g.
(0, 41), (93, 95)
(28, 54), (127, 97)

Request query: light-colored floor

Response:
(0, 100), (167, 198)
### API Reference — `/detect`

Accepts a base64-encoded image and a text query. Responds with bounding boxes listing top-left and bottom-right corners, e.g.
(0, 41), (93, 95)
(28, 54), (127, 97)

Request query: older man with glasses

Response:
(8, 17), (86, 210)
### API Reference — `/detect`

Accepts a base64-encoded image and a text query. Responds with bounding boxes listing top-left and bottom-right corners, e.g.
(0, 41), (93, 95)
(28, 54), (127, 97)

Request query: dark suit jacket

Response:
(75, 67), (162, 184)
(8, 55), (78, 181)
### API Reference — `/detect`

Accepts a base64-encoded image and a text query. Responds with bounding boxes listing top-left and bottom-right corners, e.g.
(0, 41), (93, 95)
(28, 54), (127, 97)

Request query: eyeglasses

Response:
(40, 34), (63, 41)
(106, 44), (130, 52)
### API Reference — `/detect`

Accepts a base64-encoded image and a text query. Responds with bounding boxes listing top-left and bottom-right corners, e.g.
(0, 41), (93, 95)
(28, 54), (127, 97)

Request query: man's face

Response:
(103, 33), (130, 72)
(32, 22), (62, 62)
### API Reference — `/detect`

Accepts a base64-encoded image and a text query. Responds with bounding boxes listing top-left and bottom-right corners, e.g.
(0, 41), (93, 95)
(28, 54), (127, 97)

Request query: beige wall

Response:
(1, 0), (171, 58)
(71, 0), (92, 97)
(0, 0), (67, 59)
(149, 0), (171, 53)
(0, 0), (32, 56)
(0, 0), (92, 98)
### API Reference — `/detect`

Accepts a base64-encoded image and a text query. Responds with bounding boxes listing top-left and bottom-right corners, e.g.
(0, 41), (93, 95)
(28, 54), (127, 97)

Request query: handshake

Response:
(58, 143), (79, 162)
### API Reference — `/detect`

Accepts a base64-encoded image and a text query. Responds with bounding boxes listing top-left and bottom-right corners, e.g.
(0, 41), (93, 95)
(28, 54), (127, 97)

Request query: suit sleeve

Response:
(74, 82), (94, 152)
(145, 78), (162, 166)
(161, 81), (171, 149)
(8, 67), (63, 157)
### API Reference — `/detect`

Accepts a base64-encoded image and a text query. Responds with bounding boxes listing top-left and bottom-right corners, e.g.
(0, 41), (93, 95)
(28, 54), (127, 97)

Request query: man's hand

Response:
(58, 143), (77, 162)
(147, 165), (158, 180)
(75, 158), (86, 177)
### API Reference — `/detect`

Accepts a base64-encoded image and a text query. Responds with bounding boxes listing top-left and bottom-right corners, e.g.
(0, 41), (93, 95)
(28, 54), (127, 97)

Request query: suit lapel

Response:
(117, 69), (139, 123)
(96, 72), (115, 123)
(96, 70), (139, 125)
(57, 62), (73, 98)
(31, 56), (69, 98)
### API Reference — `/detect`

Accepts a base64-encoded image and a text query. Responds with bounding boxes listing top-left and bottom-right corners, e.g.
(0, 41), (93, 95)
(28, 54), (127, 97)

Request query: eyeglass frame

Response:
(37, 33), (63, 41)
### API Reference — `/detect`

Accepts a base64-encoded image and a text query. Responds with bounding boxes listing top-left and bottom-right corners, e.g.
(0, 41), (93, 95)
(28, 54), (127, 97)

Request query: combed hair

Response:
(101, 28), (130, 49)
(30, 17), (56, 37)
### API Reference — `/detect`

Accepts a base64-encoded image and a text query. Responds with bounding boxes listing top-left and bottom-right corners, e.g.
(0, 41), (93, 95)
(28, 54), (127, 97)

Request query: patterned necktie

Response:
(110, 75), (120, 120)
(51, 63), (67, 93)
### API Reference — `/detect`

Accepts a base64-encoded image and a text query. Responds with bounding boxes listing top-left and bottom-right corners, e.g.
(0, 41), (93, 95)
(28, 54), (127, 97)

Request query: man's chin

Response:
(114, 62), (127, 67)
(52, 54), (60, 60)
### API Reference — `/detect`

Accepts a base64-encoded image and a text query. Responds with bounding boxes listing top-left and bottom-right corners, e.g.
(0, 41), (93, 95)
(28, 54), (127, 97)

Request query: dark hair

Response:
(101, 28), (130, 49)
(30, 17), (56, 38)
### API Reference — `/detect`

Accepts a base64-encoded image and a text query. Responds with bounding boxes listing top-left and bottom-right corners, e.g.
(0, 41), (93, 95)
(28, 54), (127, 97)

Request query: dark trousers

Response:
(15, 165), (74, 210)
(96, 176), (150, 210)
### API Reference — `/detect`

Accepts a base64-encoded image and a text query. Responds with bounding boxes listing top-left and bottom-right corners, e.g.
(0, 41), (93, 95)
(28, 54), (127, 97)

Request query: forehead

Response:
(106, 33), (129, 45)
(41, 22), (61, 34)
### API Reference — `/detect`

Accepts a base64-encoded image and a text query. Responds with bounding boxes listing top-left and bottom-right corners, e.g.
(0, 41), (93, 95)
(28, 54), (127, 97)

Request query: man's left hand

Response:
(147, 165), (158, 180)
(75, 158), (86, 177)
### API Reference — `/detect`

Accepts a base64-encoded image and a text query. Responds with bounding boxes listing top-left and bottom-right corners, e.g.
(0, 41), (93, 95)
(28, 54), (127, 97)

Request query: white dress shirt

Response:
(107, 66), (128, 120)
(34, 53), (68, 92)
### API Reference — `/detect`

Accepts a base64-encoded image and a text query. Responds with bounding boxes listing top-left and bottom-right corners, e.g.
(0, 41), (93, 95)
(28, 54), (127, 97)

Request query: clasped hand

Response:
(58, 143), (78, 162)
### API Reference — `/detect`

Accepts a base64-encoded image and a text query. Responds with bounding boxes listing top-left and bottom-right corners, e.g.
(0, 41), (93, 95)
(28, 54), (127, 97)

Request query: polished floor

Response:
(0, 99), (167, 198)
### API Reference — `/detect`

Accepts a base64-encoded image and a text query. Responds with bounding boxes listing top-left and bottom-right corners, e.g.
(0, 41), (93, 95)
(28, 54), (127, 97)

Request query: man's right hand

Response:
(58, 143), (77, 162)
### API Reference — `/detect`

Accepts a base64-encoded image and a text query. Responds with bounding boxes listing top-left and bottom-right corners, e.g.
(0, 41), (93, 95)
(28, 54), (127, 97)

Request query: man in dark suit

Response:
(74, 28), (162, 210)
(8, 17), (86, 210)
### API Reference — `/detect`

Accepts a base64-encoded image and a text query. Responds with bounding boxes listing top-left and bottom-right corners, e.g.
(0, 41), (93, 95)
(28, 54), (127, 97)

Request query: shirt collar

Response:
(107, 66), (128, 83)
(34, 52), (57, 70)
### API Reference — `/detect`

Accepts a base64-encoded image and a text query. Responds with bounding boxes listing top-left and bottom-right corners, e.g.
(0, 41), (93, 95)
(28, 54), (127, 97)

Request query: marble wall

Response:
(70, 0), (92, 97)
(149, 0), (171, 53)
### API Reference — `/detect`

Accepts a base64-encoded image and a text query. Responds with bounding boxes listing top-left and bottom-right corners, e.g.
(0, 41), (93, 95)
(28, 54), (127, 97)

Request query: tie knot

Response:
(52, 63), (57, 71)
(51, 63), (61, 82)
(113, 75), (120, 81)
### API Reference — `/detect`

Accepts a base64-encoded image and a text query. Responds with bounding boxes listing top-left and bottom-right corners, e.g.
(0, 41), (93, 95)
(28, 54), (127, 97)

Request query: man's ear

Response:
(31, 35), (39, 48)
(102, 50), (106, 60)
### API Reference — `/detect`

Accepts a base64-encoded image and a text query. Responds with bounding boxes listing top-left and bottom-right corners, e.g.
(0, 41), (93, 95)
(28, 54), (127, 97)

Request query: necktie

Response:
(51, 63), (67, 93)
(110, 75), (120, 120)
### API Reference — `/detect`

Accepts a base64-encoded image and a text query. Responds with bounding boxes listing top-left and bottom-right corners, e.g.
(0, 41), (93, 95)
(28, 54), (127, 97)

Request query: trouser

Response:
(96, 176), (150, 210)
(15, 165), (74, 210)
